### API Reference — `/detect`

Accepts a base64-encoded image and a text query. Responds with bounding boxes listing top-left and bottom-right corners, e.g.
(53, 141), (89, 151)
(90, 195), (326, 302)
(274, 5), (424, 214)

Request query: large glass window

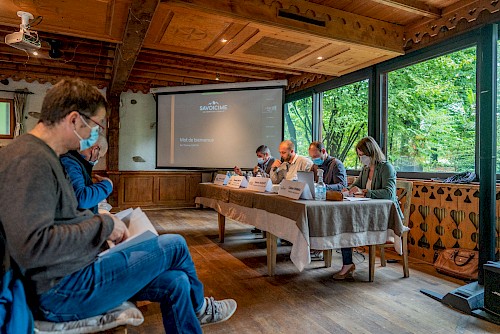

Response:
(284, 97), (312, 155)
(387, 47), (476, 173)
(322, 80), (368, 169)
(0, 99), (14, 139)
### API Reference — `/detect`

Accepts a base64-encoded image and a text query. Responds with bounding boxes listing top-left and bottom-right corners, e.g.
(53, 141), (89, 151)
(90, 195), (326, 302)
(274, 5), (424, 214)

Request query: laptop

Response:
(296, 171), (315, 199)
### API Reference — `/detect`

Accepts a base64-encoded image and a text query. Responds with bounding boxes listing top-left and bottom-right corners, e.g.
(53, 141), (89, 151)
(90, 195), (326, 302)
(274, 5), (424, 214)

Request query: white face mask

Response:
(360, 155), (371, 166)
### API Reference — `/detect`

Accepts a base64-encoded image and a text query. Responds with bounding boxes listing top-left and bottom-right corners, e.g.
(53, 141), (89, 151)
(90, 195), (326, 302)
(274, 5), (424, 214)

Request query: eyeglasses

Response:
(78, 112), (106, 133)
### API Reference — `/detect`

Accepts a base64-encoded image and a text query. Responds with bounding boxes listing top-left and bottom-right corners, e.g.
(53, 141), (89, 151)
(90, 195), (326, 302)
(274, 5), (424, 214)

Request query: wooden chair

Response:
(369, 179), (413, 280)
(322, 179), (413, 281)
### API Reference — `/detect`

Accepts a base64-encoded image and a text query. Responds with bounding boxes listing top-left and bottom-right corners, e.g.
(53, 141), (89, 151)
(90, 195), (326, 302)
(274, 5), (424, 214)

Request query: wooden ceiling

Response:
(0, 0), (499, 95)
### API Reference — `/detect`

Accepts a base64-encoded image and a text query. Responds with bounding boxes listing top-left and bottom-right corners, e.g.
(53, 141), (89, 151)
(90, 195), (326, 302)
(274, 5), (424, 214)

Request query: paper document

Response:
(99, 207), (159, 257)
(343, 197), (371, 201)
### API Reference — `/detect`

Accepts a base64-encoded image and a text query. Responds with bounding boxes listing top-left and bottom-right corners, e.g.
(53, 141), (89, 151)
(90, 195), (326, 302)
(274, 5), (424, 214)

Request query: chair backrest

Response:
(396, 180), (413, 227)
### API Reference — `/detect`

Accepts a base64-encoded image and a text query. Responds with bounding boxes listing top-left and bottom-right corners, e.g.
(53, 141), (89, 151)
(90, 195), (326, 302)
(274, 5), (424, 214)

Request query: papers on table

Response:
(343, 196), (371, 201)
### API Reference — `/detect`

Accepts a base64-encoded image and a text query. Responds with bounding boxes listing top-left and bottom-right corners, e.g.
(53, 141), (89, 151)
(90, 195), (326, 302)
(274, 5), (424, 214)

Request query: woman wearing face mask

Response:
(335, 136), (401, 280)
(60, 134), (113, 214)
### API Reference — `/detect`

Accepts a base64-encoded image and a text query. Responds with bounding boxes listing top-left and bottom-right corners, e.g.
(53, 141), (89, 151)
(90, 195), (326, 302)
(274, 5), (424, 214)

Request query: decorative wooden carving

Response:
(404, 0), (500, 49)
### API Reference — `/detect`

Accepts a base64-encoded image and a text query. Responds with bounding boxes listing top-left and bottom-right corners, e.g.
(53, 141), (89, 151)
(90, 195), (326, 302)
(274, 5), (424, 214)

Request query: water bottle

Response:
(315, 169), (326, 201)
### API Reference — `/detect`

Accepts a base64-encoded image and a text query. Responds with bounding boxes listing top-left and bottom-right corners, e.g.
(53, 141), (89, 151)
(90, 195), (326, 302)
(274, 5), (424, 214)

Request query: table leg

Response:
(323, 250), (332, 267)
(266, 232), (277, 276)
(217, 212), (225, 243)
(368, 245), (376, 282)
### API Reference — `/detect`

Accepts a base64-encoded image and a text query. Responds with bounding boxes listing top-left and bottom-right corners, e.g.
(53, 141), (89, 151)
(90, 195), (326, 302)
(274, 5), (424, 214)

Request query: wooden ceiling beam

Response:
(130, 67), (241, 83)
(127, 76), (202, 86)
(0, 62), (111, 80)
(133, 60), (279, 81)
(0, 69), (107, 88)
(0, 55), (111, 74)
(371, 0), (441, 19)
(164, 0), (405, 53)
(140, 49), (304, 75)
(130, 70), (223, 84)
(109, 0), (159, 95)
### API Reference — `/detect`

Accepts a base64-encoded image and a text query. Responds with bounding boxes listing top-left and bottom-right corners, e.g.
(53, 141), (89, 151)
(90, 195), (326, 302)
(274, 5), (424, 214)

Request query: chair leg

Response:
(323, 250), (332, 268)
(402, 232), (409, 278)
(368, 245), (376, 282)
(380, 245), (386, 267)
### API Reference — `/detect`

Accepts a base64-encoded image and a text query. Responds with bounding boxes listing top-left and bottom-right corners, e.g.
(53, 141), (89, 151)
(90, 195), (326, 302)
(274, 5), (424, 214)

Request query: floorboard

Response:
(127, 208), (499, 334)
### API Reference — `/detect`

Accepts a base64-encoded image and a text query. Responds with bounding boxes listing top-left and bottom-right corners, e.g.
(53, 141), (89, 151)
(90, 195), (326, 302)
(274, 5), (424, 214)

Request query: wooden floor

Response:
(128, 208), (499, 334)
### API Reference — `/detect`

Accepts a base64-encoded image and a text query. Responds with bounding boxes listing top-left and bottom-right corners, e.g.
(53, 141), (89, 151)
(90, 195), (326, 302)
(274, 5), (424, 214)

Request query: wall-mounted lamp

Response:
(215, 73), (220, 81)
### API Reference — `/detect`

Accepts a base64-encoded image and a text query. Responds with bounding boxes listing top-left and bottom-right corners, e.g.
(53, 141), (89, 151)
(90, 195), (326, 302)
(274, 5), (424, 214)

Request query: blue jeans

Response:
(341, 247), (353, 265)
(37, 234), (205, 333)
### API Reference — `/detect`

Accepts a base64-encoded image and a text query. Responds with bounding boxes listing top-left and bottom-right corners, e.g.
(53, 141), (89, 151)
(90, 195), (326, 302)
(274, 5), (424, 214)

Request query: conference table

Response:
(195, 183), (407, 280)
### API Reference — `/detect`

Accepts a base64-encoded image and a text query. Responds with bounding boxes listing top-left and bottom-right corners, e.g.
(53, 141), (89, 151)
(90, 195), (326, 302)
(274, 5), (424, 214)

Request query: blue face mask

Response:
(74, 115), (99, 151)
(257, 157), (265, 164)
(312, 157), (324, 166)
(89, 159), (99, 166)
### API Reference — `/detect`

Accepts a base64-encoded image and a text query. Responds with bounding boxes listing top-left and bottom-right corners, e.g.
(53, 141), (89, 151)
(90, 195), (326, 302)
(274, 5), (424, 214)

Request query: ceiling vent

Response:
(278, 9), (326, 27)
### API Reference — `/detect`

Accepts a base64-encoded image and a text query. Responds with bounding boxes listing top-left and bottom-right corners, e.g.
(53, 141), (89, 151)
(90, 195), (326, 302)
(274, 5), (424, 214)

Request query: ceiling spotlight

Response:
(215, 73), (220, 81)
(32, 51), (38, 56)
(221, 38), (228, 43)
(317, 56), (323, 60)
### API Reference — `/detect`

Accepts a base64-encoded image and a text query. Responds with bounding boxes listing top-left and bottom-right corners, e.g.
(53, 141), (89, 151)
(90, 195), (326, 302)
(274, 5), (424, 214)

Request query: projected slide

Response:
(156, 87), (283, 169)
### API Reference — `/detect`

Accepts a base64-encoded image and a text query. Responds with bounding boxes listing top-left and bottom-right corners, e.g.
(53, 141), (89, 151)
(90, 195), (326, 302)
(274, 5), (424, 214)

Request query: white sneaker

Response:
(198, 297), (237, 326)
(310, 250), (324, 261)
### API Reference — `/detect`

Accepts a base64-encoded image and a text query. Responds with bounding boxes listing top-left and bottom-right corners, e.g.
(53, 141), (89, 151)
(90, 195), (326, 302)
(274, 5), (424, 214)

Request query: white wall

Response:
(118, 91), (157, 170)
(0, 79), (109, 170)
(0, 79), (52, 147)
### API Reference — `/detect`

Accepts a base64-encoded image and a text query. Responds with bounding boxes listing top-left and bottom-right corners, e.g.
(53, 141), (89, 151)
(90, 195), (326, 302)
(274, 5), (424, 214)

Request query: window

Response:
(284, 97), (312, 156)
(0, 99), (14, 139)
(322, 80), (368, 169)
(387, 47), (476, 173)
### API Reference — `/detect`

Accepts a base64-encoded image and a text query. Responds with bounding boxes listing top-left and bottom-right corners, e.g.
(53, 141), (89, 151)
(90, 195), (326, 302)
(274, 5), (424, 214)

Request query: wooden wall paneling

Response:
(188, 174), (202, 203)
(409, 183), (428, 261)
(121, 175), (154, 206)
(157, 175), (187, 203)
(454, 186), (479, 251)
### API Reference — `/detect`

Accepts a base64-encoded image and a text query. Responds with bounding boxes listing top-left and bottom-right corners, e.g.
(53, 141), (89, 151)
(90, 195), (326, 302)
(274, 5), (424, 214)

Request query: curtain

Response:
(13, 89), (29, 137)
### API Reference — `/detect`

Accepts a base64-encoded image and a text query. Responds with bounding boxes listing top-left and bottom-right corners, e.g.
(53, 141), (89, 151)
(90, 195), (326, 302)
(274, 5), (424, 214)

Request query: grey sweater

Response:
(0, 134), (114, 295)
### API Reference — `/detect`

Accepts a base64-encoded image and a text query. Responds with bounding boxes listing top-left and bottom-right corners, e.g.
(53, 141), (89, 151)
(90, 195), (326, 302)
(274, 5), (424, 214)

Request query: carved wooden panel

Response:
(0, 0), (131, 42)
(407, 181), (499, 264)
(144, 2), (403, 78)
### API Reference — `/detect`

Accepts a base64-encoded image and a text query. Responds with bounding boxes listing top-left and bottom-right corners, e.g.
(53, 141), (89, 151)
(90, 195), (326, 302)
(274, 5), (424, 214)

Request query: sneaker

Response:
(198, 296), (237, 327)
(310, 250), (324, 261)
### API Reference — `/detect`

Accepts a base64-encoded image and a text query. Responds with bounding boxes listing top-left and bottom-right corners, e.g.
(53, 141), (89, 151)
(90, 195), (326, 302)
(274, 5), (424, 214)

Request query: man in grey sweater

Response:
(0, 78), (236, 332)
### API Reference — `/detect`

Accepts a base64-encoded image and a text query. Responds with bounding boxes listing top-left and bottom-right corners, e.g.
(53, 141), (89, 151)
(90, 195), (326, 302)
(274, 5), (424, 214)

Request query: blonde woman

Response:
(335, 136), (403, 280)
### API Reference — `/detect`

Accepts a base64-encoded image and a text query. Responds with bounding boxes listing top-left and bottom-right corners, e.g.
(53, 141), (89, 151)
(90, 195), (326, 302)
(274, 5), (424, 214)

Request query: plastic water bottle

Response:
(315, 169), (326, 201)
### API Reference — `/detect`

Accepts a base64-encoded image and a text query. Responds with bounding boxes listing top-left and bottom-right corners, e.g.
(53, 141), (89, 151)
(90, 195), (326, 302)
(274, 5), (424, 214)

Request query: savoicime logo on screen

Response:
(200, 100), (228, 113)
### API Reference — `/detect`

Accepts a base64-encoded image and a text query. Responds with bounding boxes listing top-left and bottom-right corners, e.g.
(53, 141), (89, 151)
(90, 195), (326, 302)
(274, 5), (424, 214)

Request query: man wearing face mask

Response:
(60, 134), (113, 214)
(308, 141), (347, 191)
(234, 145), (276, 177)
(270, 140), (313, 184)
(0, 78), (237, 332)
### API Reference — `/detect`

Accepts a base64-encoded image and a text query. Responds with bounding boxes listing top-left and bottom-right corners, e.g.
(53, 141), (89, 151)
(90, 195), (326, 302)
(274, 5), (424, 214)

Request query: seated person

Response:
(308, 141), (347, 191)
(270, 140), (313, 184)
(335, 136), (402, 281)
(60, 134), (113, 213)
(234, 145), (276, 177)
(0, 78), (236, 333)
(308, 141), (348, 260)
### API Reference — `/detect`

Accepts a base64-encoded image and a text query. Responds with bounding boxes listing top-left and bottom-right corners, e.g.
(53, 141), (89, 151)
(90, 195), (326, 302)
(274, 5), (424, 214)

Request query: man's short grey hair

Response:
(256, 145), (270, 155)
(96, 134), (108, 157)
